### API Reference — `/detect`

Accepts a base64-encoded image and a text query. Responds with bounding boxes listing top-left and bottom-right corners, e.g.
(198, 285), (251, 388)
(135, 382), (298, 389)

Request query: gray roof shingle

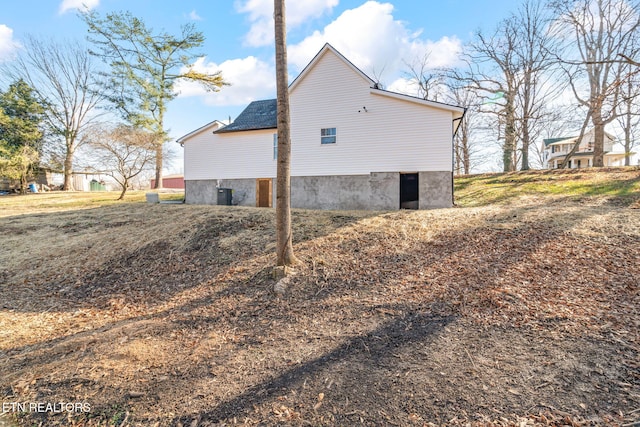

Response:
(215, 99), (277, 133)
(543, 136), (574, 146)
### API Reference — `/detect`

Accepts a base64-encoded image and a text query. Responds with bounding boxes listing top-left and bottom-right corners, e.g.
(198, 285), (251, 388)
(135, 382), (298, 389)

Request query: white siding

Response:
(184, 129), (276, 180)
(290, 51), (453, 176)
(184, 48), (456, 180)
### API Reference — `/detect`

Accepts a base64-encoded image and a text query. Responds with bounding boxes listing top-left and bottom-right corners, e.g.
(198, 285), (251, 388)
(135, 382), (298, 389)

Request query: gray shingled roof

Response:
(215, 99), (277, 133)
(543, 136), (574, 146)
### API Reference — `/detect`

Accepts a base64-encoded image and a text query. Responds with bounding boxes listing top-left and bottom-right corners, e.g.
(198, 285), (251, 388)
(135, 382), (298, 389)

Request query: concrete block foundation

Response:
(185, 171), (452, 210)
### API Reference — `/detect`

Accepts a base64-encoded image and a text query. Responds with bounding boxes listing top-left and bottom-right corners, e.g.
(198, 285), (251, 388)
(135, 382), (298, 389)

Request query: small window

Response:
(321, 127), (336, 144)
(273, 134), (277, 160)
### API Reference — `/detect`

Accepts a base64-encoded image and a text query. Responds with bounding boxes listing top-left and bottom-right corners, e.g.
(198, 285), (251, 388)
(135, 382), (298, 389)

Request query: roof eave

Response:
(370, 88), (465, 115)
(177, 120), (226, 145)
(214, 126), (277, 134)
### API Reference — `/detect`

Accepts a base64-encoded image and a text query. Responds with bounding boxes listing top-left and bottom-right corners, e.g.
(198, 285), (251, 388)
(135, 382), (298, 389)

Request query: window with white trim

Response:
(273, 133), (277, 160)
(321, 127), (336, 144)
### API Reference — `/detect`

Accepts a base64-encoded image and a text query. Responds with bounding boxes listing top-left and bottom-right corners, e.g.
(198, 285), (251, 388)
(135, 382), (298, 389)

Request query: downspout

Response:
(451, 110), (466, 206)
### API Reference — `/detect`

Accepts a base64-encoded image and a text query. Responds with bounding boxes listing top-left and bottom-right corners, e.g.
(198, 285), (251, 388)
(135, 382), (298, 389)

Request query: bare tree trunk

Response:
(154, 144), (163, 189)
(63, 143), (74, 190)
(619, 77), (637, 166)
(274, 0), (297, 267)
(560, 109), (592, 169)
(462, 134), (471, 175)
(624, 118), (632, 166)
(592, 117), (605, 167)
(503, 92), (517, 172)
(118, 178), (128, 200)
(20, 173), (28, 195)
(521, 125), (530, 170)
(454, 125), (471, 175)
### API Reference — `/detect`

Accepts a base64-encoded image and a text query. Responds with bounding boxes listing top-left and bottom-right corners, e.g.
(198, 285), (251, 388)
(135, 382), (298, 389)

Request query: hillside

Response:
(0, 168), (638, 426)
(455, 166), (640, 207)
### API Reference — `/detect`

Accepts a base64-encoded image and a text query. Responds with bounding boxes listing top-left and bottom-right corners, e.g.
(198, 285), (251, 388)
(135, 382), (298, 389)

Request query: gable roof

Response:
(543, 129), (616, 146)
(289, 43), (376, 92)
(215, 99), (277, 134)
(177, 120), (227, 145)
(209, 43), (465, 137)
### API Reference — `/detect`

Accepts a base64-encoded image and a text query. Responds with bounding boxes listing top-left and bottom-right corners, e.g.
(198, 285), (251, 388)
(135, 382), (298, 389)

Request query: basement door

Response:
(400, 173), (419, 209)
(256, 178), (273, 207)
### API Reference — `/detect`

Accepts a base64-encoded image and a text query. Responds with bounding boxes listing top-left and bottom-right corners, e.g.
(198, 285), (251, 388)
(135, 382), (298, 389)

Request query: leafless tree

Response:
(616, 60), (640, 165)
(512, 1), (562, 170)
(274, 0), (298, 267)
(403, 55), (485, 174)
(461, 15), (521, 172)
(550, 0), (640, 167)
(404, 54), (446, 102)
(444, 82), (483, 175)
(86, 124), (155, 200)
(3, 36), (104, 190)
(458, 0), (561, 171)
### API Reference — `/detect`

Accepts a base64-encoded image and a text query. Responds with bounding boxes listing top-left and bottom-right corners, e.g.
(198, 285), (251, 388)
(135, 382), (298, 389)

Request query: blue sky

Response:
(1, 0), (518, 173)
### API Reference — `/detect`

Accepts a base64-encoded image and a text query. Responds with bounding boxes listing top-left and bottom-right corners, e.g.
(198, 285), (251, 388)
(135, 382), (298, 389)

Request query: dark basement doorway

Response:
(400, 173), (419, 209)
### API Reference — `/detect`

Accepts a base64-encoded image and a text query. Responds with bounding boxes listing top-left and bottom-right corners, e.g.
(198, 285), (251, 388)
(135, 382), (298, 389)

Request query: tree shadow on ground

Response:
(1, 202), (638, 426)
(173, 310), (455, 426)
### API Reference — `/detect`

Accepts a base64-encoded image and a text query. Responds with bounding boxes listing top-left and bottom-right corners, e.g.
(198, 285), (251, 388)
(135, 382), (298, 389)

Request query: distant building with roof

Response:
(150, 174), (185, 189)
(543, 129), (634, 169)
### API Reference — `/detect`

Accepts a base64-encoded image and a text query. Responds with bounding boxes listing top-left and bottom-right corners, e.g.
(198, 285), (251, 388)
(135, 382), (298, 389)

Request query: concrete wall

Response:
(369, 172), (400, 210)
(185, 171), (452, 210)
(186, 178), (275, 207)
(290, 175), (372, 210)
(419, 171), (453, 209)
(185, 180), (218, 205)
(221, 178), (256, 207)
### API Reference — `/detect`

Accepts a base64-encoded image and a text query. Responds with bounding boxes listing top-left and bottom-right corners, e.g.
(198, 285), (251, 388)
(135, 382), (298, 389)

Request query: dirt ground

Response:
(0, 188), (639, 426)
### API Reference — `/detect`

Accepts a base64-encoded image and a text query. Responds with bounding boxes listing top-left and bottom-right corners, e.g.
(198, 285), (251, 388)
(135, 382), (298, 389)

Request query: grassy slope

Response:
(454, 166), (640, 207)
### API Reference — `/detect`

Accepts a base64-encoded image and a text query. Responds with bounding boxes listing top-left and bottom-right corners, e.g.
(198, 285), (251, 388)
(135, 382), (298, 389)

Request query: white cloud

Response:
(174, 56), (275, 106)
(0, 25), (20, 61)
(387, 77), (417, 96)
(175, 1), (464, 107)
(235, 0), (338, 47)
(188, 10), (203, 21)
(288, 1), (462, 86)
(58, 0), (100, 14)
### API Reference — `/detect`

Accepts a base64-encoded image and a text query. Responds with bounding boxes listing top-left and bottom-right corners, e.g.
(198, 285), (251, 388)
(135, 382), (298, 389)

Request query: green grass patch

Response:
(454, 167), (640, 207)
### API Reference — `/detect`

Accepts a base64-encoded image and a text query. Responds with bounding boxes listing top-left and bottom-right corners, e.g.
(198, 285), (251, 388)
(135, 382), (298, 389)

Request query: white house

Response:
(543, 129), (634, 169)
(179, 44), (466, 210)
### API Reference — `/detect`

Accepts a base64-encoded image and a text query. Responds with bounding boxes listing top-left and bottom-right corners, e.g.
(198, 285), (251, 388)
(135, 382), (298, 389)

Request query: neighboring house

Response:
(150, 174), (185, 189)
(543, 129), (633, 169)
(179, 44), (465, 210)
(1, 167), (63, 192)
(0, 169), (113, 192)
